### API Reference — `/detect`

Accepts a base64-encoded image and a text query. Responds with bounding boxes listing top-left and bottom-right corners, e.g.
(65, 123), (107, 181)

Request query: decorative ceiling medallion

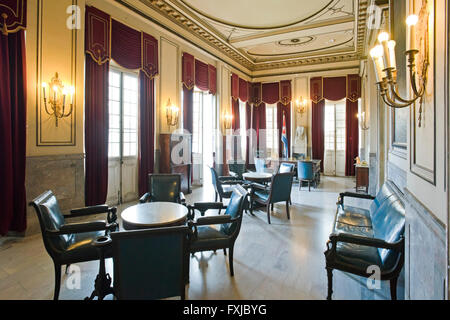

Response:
(277, 36), (316, 47)
(132, 0), (369, 72)
(249, 37), (354, 57)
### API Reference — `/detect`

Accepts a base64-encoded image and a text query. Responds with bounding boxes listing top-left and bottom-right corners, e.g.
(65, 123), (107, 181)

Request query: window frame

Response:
(108, 66), (139, 160)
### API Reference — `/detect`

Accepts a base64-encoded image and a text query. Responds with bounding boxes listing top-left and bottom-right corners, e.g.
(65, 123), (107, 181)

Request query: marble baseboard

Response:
(387, 161), (407, 192)
(25, 154), (85, 236)
(404, 189), (447, 300)
(369, 153), (378, 196)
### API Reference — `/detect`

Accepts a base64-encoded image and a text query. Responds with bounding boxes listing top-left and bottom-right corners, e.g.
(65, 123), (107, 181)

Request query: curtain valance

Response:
(195, 59), (209, 92)
(208, 65), (217, 95)
(0, 0), (27, 35)
(239, 78), (249, 102)
(182, 52), (217, 95)
(85, 6), (111, 66)
(85, 6), (158, 78)
(310, 75), (362, 103)
(347, 74), (361, 102)
(232, 76), (291, 106)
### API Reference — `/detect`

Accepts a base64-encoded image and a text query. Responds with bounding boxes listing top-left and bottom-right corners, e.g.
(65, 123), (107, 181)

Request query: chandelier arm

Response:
(381, 90), (412, 108)
(62, 104), (74, 118)
(43, 98), (55, 117)
(409, 68), (426, 99)
(389, 83), (419, 104)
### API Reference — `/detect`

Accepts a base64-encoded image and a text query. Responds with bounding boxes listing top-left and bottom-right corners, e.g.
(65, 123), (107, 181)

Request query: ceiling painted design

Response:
(138, 0), (369, 71)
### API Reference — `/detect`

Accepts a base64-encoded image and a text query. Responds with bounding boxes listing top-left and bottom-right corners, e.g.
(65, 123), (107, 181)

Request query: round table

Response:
(121, 202), (189, 230)
(242, 172), (273, 183)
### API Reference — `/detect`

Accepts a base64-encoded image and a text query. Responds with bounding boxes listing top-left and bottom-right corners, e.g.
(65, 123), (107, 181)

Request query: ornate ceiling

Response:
(138, 0), (368, 72)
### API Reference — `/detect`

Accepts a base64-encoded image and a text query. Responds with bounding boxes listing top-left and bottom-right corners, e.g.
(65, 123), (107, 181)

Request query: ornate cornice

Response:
(132, 0), (369, 71)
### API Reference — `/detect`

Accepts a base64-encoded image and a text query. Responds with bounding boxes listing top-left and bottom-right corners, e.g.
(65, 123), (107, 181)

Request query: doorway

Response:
(323, 99), (346, 177)
(106, 68), (139, 205)
(192, 89), (216, 186)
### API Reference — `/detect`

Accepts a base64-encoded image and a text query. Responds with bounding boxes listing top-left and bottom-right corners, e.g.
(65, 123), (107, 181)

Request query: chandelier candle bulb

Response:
(387, 40), (397, 70)
(370, 45), (386, 83)
(406, 15), (418, 50)
(378, 32), (392, 70)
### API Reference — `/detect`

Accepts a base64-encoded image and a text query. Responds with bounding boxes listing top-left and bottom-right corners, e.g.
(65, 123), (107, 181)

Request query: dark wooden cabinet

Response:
(159, 133), (192, 194)
(355, 166), (369, 193)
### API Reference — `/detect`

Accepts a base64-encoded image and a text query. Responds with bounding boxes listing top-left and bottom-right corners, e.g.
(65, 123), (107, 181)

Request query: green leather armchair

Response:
(29, 191), (118, 300)
(109, 226), (190, 300)
(250, 172), (294, 224)
(139, 174), (186, 204)
(187, 185), (248, 277)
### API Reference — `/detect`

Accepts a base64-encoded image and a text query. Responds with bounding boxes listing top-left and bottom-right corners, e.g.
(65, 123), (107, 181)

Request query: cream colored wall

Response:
(405, 0), (447, 223)
(26, 0), (86, 157)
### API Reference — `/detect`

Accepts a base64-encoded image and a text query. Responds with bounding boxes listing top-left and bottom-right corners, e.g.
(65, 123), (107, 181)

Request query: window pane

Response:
(108, 70), (139, 158)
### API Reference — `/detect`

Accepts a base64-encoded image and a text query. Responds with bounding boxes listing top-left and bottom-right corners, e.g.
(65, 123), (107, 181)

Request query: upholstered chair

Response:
(297, 160), (316, 191)
(139, 174), (185, 204)
(29, 191), (118, 300)
(227, 159), (247, 180)
(109, 226), (190, 300)
(210, 166), (243, 204)
(187, 185), (248, 277)
(250, 172), (294, 224)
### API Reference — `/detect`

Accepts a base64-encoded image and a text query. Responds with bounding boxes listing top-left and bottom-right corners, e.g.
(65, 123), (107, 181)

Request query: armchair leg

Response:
(65, 264), (70, 275)
(271, 203), (274, 211)
(266, 205), (271, 224)
(229, 246), (234, 277)
(308, 181), (311, 192)
(390, 277), (398, 300)
(326, 268), (333, 300)
(286, 201), (290, 220)
(215, 193), (218, 202)
(53, 263), (61, 301)
(299, 181), (302, 191)
(223, 249), (227, 256)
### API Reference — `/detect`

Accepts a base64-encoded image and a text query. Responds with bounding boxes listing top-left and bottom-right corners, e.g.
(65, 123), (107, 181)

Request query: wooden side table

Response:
(355, 165), (369, 193)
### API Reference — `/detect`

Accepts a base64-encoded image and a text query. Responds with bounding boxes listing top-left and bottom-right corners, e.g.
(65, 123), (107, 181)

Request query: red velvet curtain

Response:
(323, 77), (346, 101)
(252, 104), (266, 152)
(232, 98), (240, 130)
(85, 57), (110, 206)
(245, 102), (252, 168)
(183, 86), (193, 134)
(111, 20), (141, 70)
(0, 30), (27, 235)
(262, 82), (279, 104)
(277, 103), (291, 158)
(345, 74), (361, 176)
(311, 100), (325, 172)
(195, 59), (209, 92)
(138, 73), (155, 196)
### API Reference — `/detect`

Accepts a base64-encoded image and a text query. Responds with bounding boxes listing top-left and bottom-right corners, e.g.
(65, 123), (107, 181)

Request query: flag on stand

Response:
(282, 112), (289, 158)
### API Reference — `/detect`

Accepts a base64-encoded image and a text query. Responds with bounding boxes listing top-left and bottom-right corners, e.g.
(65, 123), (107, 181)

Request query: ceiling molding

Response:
(129, 0), (369, 72)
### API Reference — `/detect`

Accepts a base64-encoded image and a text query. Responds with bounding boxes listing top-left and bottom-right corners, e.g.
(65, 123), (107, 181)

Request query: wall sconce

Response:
(42, 73), (74, 127)
(295, 97), (308, 116)
(357, 112), (369, 130)
(224, 112), (233, 130)
(166, 98), (179, 127)
(370, 15), (428, 126)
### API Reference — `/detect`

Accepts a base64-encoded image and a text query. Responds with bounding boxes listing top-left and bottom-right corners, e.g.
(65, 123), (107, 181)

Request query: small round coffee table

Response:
(242, 172), (273, 184)
(121, 202), (189, 230)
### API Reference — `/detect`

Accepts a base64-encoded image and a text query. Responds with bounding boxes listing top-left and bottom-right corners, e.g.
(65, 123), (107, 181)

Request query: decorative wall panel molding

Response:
(36, 0), (77, 146)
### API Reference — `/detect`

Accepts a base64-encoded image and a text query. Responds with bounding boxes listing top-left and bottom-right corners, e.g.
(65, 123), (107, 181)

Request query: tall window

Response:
(266, 104), (278, 158)
(324, 99), (346, 176)
(193, 90), (203, 154)
(239, 100), (247, 160)
(108, 69), (139, 158)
